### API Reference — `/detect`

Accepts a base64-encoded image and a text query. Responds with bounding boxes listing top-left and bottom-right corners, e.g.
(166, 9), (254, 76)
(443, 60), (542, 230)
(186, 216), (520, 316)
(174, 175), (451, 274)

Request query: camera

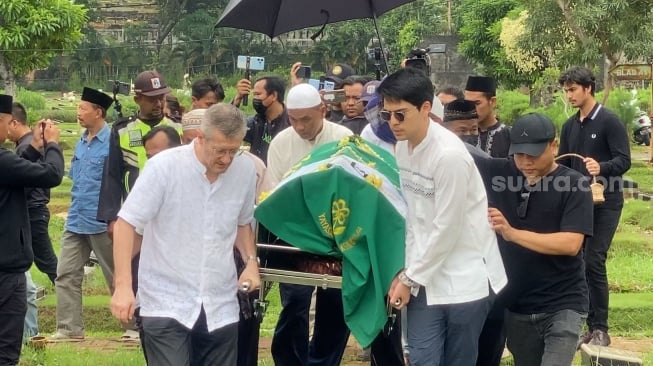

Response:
(405, 47), (431, 75)
(107, 80), (131, 96)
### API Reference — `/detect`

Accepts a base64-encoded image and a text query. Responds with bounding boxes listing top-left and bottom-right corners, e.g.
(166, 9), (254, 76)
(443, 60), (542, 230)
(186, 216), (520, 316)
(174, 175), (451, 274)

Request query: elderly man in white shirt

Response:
(382, 68), (507, 366)
(264, 83), (353, 366)
(110, 103), (260, 366)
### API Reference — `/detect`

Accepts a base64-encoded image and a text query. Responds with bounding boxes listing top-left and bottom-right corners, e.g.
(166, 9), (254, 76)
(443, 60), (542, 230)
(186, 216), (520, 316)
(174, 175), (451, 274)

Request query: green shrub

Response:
(16, 88), (46, 111)
(597, 88), (638, 127)
(496, 90), (530, 126)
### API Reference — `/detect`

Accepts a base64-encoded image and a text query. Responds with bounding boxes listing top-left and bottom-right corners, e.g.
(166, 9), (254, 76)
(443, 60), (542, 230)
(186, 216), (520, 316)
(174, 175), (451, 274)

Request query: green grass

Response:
(626, 160), (653, 194)
(20, 346), (145, 366)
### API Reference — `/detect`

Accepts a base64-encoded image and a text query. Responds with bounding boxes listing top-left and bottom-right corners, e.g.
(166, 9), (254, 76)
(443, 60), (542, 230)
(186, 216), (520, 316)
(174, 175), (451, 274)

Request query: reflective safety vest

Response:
(118, 117), (181, 170)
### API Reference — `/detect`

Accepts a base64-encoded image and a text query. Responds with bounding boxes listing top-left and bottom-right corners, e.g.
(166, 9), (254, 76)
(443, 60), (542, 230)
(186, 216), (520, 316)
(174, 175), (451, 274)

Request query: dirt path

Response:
(42, 335), (653, 363)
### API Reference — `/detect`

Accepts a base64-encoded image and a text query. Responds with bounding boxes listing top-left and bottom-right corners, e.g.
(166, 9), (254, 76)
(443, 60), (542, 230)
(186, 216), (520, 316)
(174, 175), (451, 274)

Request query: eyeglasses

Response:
(380, 109), (409, 122)
(516, 188), (531, 219)
(208, 146), (245, 158)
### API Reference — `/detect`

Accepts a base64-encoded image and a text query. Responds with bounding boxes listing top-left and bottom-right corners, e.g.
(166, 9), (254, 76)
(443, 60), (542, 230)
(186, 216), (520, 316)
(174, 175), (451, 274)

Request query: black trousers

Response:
(370, 306), (405, 366)
(236, 291), (260, 366)
(476, 294), (506, 366)
(28, 206), (58, 284)
(141, 307), (237, 366)
(0, 272), (27, 366)
(271, 284), (349, 366)
(584, 205), (622, 332)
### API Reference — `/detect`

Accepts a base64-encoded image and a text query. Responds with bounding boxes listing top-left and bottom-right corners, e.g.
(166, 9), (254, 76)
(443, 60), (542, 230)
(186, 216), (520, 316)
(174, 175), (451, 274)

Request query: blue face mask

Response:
(364, 95), (397, 145)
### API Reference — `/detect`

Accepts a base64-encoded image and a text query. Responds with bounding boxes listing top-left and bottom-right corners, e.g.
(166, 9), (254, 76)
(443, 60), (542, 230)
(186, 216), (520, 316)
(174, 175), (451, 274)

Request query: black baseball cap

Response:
(134, 70), (171, 96)
(325, 63), (356, 86)
(509, 113), (556, 156)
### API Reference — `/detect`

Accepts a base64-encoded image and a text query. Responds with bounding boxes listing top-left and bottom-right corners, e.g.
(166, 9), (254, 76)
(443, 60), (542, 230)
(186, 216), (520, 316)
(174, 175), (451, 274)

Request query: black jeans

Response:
(28, 206), (58, 284)
(584, 205), (622, 332)
(271, 284), (349, 366)
(141, 307), (238, 366)
(0, 272), (27, 366)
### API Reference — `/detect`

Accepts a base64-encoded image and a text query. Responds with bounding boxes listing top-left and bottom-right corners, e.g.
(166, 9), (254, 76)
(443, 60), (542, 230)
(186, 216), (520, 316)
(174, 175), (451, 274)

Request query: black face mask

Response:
(460, 134), (479, 146)
(253, 99), (268, 116)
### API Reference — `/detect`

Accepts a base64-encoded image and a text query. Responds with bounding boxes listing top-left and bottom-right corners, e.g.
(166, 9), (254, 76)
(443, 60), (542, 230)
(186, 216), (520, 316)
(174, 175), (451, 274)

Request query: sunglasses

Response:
(380, 109), (409, 122)
(516, 188), (531, 219)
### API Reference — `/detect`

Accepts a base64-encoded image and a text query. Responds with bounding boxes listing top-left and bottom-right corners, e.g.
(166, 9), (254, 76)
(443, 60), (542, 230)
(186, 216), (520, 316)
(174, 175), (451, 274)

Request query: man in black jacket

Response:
(558, 66), (631, 347)
(6, 102), (59, 284)
(0, 94), (64, 366)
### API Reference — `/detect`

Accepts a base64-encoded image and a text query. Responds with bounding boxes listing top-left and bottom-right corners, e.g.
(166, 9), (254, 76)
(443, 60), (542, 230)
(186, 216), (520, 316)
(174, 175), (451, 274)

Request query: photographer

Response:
(1, 94), (64, 364)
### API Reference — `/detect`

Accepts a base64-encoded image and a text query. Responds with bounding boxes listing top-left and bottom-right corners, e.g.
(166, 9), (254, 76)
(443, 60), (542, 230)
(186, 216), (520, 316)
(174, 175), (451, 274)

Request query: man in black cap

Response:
(465, 76), (511, 158)
(98, 70), (182, 233)
(50, 87), (119, 342)
(0, 93), (64, 364)
(6, 102), (59, 285)
(557, 66), (631, 347)
(486, 113), (593, 366)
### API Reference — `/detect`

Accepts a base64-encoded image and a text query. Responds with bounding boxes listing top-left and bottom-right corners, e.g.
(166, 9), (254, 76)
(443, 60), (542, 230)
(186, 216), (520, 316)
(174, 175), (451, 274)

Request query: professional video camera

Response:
(405, 47), (431, 75)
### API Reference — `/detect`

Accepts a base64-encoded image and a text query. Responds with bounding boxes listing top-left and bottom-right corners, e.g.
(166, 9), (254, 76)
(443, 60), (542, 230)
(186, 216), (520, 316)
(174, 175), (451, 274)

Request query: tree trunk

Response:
(0, 57), (16, 96)
(601, 56), (618, 104)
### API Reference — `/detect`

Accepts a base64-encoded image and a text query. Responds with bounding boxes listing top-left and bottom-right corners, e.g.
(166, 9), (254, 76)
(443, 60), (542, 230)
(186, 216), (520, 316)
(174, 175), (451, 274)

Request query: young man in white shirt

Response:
(110, 103), (260, 366)
(381, 68), (507, 365)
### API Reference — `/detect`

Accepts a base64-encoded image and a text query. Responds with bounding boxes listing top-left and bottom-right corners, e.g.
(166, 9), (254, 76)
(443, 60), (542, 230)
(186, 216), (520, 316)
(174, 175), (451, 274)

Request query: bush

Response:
(16, 88), (46, 111)
(597, 88), (638, 127)
(496, 90), (530, 125)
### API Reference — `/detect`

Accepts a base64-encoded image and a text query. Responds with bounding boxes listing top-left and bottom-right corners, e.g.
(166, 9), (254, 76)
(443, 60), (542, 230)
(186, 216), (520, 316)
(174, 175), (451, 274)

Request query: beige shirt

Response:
(264, 119), (352, 189)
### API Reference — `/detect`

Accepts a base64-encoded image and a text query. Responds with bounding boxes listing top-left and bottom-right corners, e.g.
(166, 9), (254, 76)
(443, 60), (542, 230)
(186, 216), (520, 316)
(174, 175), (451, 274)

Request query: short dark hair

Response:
(192, 78), (226, 101)
(11, 102), (27, 125)
(142, 125), (182, 148)
(341, 76), (368, 87)
(558, 66), (596, 95)
(255, 76), (286, 102)
(377, 68), (434, 109)
(437, 86), (464, 100)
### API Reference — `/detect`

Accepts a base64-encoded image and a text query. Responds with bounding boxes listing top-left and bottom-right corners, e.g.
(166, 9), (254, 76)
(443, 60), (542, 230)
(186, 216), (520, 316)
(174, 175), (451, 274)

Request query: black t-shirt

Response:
(488, 159), (593, 314)
(558, 103), (631, 208)
(244, 108), (290, 163)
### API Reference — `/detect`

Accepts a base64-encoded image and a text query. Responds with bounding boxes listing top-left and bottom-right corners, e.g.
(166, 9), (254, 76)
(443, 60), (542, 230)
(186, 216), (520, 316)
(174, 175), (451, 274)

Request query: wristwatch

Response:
(398, 270), (417, 288)
(246, 255), (259, 265)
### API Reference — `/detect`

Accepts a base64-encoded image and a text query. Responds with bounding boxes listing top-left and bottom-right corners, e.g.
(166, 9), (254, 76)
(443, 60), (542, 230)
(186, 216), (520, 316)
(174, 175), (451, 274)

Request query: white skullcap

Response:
(286, 83), (322, 109)
(431, 95), (444, 120)
(181, 108), (206, 131)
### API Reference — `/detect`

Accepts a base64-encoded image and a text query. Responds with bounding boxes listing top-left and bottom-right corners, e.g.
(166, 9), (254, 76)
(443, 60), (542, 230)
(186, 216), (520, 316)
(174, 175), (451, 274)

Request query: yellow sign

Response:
(609, 64), (652, 81)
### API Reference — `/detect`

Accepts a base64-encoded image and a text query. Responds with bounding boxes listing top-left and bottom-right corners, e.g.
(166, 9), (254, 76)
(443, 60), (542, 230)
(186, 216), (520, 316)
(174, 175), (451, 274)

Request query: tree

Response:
(456, 0), (534, 88)
(520, 0), (653, 101)
(0, 0), (87, 95)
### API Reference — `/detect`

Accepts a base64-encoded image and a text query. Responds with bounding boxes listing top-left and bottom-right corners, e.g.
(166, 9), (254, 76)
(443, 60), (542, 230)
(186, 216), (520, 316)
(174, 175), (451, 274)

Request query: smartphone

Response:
(296, 65), (311, 79)
(237, 55), (265, 71)
(322, 89), (346, 104)
(308, 79), (336, 91)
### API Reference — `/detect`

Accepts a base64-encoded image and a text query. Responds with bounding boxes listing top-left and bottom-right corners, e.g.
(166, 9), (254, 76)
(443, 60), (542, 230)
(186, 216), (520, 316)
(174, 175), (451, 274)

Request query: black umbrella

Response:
(215, 0), (413, 39)
(214, 0), (414, 75)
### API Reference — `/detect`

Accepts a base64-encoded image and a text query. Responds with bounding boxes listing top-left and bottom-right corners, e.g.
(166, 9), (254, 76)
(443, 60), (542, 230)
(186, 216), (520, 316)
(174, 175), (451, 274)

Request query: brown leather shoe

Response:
(576, 330), (593, 350)
(588, 330), (611, 347)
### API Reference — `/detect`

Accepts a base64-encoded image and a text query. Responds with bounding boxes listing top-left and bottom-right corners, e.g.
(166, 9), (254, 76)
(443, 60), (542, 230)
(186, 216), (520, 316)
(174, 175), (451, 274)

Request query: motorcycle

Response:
(632, 110), (651, 146)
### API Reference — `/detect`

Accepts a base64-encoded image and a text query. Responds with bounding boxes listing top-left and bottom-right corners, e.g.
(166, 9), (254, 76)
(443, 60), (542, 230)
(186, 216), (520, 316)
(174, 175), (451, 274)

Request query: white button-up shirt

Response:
(118, 142), (256, 331)
(396, 122), (507, 305)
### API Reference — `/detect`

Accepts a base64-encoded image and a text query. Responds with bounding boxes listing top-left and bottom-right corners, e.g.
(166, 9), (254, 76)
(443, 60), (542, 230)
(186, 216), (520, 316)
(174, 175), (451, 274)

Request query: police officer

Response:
(98, 70), (181, 236)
